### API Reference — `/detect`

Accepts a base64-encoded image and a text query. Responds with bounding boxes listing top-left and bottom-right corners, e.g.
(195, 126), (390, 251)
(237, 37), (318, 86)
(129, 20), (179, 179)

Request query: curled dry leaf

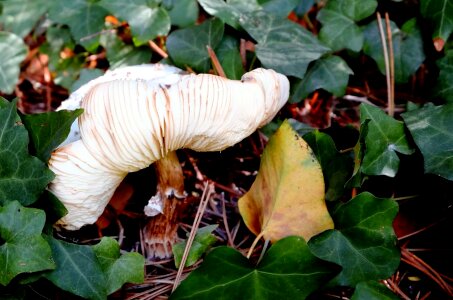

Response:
(238, 120), (334, 242)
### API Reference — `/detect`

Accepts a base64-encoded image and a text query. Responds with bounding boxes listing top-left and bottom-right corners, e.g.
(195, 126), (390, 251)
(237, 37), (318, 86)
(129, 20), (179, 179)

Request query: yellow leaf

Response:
(238, 120), (334, 242)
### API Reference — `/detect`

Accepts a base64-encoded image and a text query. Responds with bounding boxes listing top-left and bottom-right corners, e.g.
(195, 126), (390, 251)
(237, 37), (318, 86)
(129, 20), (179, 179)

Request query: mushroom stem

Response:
(143, 150), (186, 259)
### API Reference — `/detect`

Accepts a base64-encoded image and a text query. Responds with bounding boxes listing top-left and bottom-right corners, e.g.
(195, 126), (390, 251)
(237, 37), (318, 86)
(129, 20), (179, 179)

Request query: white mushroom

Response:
(49, 64), (289, 257)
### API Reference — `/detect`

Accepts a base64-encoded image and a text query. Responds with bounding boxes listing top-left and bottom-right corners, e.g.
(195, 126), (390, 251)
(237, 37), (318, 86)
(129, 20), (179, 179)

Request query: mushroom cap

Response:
(49, 64), (289, 229)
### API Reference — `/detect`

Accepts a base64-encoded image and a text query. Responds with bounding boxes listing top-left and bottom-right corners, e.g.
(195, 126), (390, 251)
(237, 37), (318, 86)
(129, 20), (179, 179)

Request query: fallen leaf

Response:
(238, 120), (334, 242)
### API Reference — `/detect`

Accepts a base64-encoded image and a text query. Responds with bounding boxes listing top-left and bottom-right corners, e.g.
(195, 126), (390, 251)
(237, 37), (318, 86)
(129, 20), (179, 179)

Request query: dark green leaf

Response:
(216, 36), (244, 80)
(21, 109), (83, 162)
(291, 55), (353, 102)
(100, 31), (151, 69)
(0, 99), (54, 206)
(44, 237), (107, 300)
(71, 69), (104, 93)
(0, 0), (51, 38)
(434, 50), (453, 102)
(167, 18), (224, 72)
(402, 103), (453, 181)
(304, 131), (353, 201)
(294, 0), (316, 16)
(33, 190), (68, 229)
(360, 104), (414, 177)
(92, 237), (144, 295)
(351, 281), (399, 300)
(259, 0), (299, 18)
(53, 54), (87, 90)
(345, 120), (369, 188)
(0, 32), (27, 94)
(198, 0), (261, 29)
(363, 18), (425, 83)
(0, 201), (55, 286)
(173, 225), (218, 268)
(240, 11), (330, 78)
(420, 0), (453, 45)
(309, 192), (400, 287)
(164, 0), (199, 27)
(171, 236), (338, 299)
(100, 0), (171, 46)
(261, 118), (314, 138)
(48, 0), (109, 51)
(317, 0), (377, 52)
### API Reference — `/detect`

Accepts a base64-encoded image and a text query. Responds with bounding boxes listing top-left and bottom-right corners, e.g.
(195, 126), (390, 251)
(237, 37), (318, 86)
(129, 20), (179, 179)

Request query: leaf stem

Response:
(246, 231), (266, 259)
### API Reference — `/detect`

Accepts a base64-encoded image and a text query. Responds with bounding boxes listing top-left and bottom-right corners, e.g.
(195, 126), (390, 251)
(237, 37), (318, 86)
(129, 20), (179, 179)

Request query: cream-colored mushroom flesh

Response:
(48, 65), (289, 230)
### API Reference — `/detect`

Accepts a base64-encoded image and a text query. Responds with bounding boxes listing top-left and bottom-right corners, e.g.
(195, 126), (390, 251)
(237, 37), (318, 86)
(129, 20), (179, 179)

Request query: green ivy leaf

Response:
(304, 130), (353, 201)
(309, 192), (400, 287)
(317, 0), (377, 52)
(100, 0), (171, 46)
(360, 104), (414, 177)
(167, 18), (224, 72)
(259, 0), (299, 18)
(48, 0), (108, 51)
(21, 109), (83, 162)
(44, 237), (108, 300)
(345, 120), (369, 188)
(0, 201), (55, 286)
(402, 103), (453, 181)
(0, 32), (27, 94)
(240, 11), (330, 78)
(291, 55), (353, 102)
(164, 0), (199, 27)
(363, 18), (425, 83)
(100, 31), (151, 70)
(351, 281), (399, 300)
(92, 237), (144, 295)
(434, 50), (453, 102)
(171, 236), (338, 299)
(420, 0), (453, 46)
(71, 69), (104, 93)
(216, 36), (244, 80)
(0, 0), (51, 38)
(198, 0), (261, 29)
(173, 225), (218, 268)
(0, 99), (54, 206)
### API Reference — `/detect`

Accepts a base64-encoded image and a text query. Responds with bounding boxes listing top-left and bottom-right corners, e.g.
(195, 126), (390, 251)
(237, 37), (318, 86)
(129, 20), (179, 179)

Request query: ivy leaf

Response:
(173, 225), (218, 268)
(167, 18), (224, 72)
(21, 109), (83, 162)
(0, 99), (54, 206)
(360, 104), (414, 177)
(363, 18), (425, 83)
(171, 236), (338, 299)
(345, 120), (369, 188)
(92, 237), (144, 295)
(238, 120), (334, 243)
(0, 201), (55, 286)
(0, 0), (51, 38)
(71, 69), (104, 93)
(402, 103), (453, 181)
(164, 0), (199, 27)
(291, 56), (353, 102)
(0, 32), (27, 94)
(304, 131), (353, 201)
(100, 0), (170, 46)
(100, 31), (151, 70)
(240, 11), (330, 78)
(197, 0), (261, 29)
(259, 0), (299, 18)
(309, 192), (400, 287)
(48, 0), (109, 51)
(44, 237), (108, 300)
(317, 0), (377, 52)
(351, 281), (400, 300)
(434, 50), (453, 102)
(216, 36), (244, 80)
(420, 0), (453, 50)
